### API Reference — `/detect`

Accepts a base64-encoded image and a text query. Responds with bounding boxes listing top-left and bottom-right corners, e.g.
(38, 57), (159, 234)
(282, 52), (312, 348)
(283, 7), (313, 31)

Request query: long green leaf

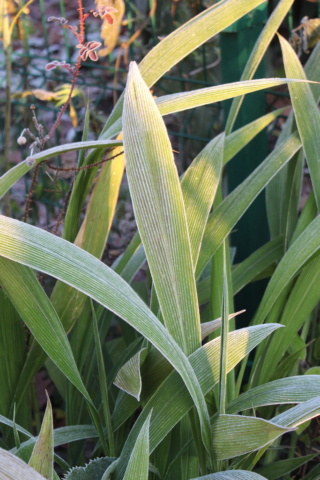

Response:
(266, 41), (320, 240)
(272, 396), (320, 428)
(0, 214), (210, 456)
(123, 62), (201, 355)
(0, 259), (90, 404)
(196, 133), (301, 277)
(254, 252), (320, 385)
(212, 415), (292, 460)
(123, 61), (211, 451)
(156, 79), (307, 116)
(255, 454), (317, 480)
(227, 376), (320, 413)
(279, 34), (320, 210)
(182, 133), (224, 266)
(122, 412), (152, 480)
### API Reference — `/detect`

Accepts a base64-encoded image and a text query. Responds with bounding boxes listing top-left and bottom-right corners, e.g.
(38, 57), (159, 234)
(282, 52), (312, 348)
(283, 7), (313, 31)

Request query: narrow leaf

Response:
(227, 376), (320, 414)
(254, 215), (320, 325)
(272, 396), (320, 428)
(226, 0), (295, 132)
(255, 454), (318, 480)
(182, 133), (224, 266)
(196, 133), (301, 277)
(0, 259), (90, 404)
(279, 34), (320, 210)
(122, 411), (152, 480)
(156, 79), (309, 116)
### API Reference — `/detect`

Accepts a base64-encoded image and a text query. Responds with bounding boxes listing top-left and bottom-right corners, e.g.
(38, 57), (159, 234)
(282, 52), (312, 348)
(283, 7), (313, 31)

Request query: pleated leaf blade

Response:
(123, 61), (201, 356)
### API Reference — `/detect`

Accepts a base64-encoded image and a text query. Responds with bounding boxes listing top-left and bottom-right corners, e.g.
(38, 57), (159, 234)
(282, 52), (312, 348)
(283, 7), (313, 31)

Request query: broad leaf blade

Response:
(123, 61), (211, 452)
(212, 414), (292, 460)
(123, 62), (201, 355)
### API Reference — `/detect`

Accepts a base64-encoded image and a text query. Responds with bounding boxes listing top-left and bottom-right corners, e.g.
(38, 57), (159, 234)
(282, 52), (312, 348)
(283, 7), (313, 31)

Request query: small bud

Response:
(17, 135), (27, 146)
(26, 157), (36, 167)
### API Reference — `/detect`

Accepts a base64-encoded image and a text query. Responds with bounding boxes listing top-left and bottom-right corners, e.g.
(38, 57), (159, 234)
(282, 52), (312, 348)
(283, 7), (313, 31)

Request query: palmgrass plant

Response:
(1, 0), (320, 479)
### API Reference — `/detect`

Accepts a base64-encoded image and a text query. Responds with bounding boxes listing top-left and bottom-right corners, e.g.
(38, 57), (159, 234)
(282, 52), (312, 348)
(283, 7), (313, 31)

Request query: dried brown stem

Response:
(47, 150), (124, 172)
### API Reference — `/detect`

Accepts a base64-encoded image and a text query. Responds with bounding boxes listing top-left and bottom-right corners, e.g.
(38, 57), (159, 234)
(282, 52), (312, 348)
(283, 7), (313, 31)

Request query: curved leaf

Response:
(227, 376), (320, 413)
(254, 214), (320, 325)
(0, 214), (209, 455)
(122, 412), (152, 480)
(123, 61), (201, 355)
(272, 396), (320, 428)
(226, 0), (295, 132)
(279, 34), (320, 210)
(212, 414), (293, 460)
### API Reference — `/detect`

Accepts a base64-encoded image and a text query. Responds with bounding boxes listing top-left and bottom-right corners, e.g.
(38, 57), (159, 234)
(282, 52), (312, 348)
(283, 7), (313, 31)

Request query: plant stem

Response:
(3, 2), (12, 216)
